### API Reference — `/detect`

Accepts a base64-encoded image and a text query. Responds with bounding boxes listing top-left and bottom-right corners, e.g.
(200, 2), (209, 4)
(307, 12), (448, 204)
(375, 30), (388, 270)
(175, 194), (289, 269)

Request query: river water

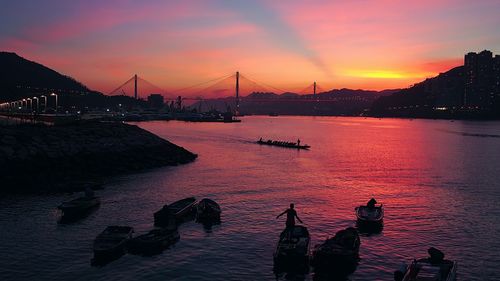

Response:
(1, 116), (500, 280)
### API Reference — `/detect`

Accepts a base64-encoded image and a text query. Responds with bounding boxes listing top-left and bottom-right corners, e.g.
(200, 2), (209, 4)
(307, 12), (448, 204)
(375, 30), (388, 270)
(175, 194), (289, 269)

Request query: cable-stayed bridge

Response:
(107, 72), (325, 101)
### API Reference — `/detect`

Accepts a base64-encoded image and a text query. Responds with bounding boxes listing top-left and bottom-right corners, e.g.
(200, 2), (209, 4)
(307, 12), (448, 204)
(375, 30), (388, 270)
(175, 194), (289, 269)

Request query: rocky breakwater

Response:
(0, 121), (197, 193)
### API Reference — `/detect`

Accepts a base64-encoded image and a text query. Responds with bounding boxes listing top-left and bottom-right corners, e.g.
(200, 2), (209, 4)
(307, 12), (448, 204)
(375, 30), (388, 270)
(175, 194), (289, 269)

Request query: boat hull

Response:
(398, 260), (457, 281)
(92, 226), (134, 265)
(355, 205), (384, 234)
(128, 228), (180, 256)
(57, 196), (100, 223)
(311, 227), (360, 276)
(154, 197), (196, 227)
(273, 226), (310, 272)
(355, 205), (384, 226)
(196, 198), (221, 222)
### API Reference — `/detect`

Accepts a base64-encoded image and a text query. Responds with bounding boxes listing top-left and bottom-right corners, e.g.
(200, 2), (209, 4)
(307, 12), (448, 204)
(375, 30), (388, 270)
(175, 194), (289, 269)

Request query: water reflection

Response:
(198, 219), (221, 233)
(355, 222), (383, 236)
(1, 117), (500, 280)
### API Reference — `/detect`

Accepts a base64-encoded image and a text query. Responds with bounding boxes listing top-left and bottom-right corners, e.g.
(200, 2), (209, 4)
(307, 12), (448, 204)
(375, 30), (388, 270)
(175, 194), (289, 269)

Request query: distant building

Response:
(464, 50), (499, 108)
(494, 55), (500, 110)
(464, 52), (477, 106)
(147, 94), (164, 109)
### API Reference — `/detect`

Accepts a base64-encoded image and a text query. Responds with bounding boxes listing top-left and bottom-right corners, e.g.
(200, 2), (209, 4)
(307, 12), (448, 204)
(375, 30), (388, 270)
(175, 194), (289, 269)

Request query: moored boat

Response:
(196, 198), (221, 221)
(57, 196), (100, 222)
(311, 227), (360, 276)
(154, 197), (196, 226)
(128, 227), (180, 255)
(394, 248), (457, 281)
(257, 139), (310, 149)
(355, 204), (384, 225)
(273, 225), (310, 269)
(93, 226), (134, 261)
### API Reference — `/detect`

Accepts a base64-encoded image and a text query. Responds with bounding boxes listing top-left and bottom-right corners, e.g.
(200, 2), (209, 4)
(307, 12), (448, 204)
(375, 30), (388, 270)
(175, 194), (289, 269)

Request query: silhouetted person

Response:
(276, 203), (303, 229)
(367, 198), (377, 208)
(297, 139), (301, 146)
(259, 137), (263, 142)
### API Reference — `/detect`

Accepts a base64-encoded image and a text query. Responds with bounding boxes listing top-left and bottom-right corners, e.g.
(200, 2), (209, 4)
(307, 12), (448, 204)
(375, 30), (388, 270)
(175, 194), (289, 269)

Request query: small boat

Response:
(394, 248), (457, 281)
(311, 227), (360, 276)
(257, 139), (310, 150)
(154, 197), (196, 226)
(128, 227), (180, 255)
(57, 196), (100, 220)
(273, 225), (310, 268)
(93, 226), (134, 261)
(196, 198), (221, 221)
(355, 204), (384, 225)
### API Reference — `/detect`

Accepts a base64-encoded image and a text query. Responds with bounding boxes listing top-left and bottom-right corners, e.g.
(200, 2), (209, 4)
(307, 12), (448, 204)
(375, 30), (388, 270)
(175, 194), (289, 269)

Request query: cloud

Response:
(218, 0), (332, 76)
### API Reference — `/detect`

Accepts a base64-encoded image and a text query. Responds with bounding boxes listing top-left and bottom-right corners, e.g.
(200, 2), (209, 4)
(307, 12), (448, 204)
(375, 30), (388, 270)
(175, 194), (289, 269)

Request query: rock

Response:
(0, 121), (197, 193)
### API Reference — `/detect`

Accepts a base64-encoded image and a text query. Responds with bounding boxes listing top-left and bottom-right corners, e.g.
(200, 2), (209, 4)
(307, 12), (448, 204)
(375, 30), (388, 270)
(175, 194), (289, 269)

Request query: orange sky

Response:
(1, 1), (500, 96)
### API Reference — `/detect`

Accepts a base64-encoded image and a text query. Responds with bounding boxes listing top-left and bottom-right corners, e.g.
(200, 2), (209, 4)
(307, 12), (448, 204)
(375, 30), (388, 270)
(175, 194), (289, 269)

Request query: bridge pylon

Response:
(235, 71), (240, 115)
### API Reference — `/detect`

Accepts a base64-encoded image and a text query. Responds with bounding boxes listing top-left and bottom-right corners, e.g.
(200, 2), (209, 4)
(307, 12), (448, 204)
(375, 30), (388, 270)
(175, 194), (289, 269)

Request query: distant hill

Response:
(0, 52), (90, 99)
(0, 52), (143, 109)
(370, 66), (466, 117)
(370, 50), (500, 119)
(190, 88), (398, 116)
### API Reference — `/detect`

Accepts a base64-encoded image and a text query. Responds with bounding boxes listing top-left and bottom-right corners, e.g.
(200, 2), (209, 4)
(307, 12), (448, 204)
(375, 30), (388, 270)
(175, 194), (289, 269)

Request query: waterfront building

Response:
(464, 50), (499, 109)
(147, 94), (164, 109)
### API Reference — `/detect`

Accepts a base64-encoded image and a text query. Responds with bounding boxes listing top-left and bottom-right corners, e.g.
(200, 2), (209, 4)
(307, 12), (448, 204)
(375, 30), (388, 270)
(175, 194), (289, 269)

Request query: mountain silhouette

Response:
(0, 52), (143, 108)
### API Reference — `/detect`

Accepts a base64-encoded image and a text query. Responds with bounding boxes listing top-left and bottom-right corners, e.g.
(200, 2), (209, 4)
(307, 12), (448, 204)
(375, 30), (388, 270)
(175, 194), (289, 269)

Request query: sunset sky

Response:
(1, 0), (500, 96)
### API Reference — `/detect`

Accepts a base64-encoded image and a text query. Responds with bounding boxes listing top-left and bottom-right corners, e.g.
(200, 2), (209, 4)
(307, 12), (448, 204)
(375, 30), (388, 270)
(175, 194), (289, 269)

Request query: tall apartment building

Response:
(464, 50), (499, 109)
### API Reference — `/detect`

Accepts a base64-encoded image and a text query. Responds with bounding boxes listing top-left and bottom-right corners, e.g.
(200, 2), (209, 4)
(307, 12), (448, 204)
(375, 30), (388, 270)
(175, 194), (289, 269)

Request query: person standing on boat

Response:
(367, 198), (377, 208)
(297, 139), (301, 146)
(276, 203), (303, 229)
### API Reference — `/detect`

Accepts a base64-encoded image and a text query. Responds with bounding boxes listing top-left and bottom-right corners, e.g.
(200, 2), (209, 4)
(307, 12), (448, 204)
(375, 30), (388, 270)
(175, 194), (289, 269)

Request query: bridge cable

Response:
(108, 76), (136, 95)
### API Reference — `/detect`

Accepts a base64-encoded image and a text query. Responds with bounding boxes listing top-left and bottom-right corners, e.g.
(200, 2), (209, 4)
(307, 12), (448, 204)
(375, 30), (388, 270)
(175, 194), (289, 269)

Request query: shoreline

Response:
(235, 114), (500, 122)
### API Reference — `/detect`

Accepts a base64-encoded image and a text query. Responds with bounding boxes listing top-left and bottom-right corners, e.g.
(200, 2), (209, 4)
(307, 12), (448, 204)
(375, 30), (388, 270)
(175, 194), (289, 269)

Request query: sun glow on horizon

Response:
(345, 70), (436, 80)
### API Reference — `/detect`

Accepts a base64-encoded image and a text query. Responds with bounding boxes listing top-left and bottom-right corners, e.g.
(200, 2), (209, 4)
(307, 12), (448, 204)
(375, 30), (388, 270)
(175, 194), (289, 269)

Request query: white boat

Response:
(395, 248), (457, 281)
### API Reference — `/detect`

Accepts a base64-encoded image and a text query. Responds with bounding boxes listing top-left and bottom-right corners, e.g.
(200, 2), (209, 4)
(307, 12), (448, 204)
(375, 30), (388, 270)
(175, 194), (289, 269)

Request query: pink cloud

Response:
(0, 37), (37, 52)
(19, 2), (224, 44)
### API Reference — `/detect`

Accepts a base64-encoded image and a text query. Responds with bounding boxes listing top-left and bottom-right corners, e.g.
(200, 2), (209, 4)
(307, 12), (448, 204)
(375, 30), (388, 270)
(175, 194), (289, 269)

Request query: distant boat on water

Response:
(257, 139), (310, 149)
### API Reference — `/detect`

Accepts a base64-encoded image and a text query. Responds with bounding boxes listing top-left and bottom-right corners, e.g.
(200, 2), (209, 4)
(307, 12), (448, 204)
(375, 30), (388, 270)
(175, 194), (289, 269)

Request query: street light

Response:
(50, 93), (58, 113)
(26, 98), (32, 111)
(40, 95), (47, 112)
(22, 99), (26, 110)
(33, 97), (39, 112)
